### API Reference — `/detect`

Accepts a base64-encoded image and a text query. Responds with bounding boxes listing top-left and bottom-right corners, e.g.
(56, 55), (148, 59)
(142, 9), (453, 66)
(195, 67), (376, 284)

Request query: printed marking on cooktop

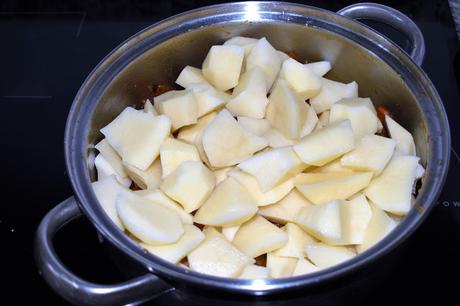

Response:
(451, 148), (460, 162)
(440, 200), (460, 208)
(0, 11), (86, 37)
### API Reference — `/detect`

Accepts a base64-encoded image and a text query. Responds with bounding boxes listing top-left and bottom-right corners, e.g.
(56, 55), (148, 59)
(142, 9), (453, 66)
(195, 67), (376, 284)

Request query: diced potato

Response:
(202, 45), (245, 91)
(213, 166), (233, 184)
(123, 158), (162, 190)
(188, 228), (254, 277)
(266, 80), (308, 140)
(159, 138), (200, 178)
(293, 120), (355, 166)
(305, 243), (356, 268)
(141, 224), (205, 263)
(258, 189), (313, 224)
(194, 177), (258, 227)
(100, 107), (171, 170)
(143, 99), (158, 116)
(177, 112), (216, 144)
(300, 106), (319, 137)
(160, 160), (216, 213)
(239, 264), (270, 279)
(263, 128), (295, 148)
(233, 215), (288, 258)
(266, 253), (297, 278)
(175, 66), (207, 88)
(95, 139), (129, 179)
(94, 154), (132, 187)
(224, 36), (258, 56)
(295, 172), (372, 205)
(246, 37), (282, 89)
(305, 61), (331, 77)
(365, 155), (418, 215)
(92, 175), (126, 229)
(310, 158), (354, 173)
(222, 225), (240, 242)
(238, 147), (306, 192)
(202, 109), (268, 167)
(238, 117), (271, 136)
(341, 135), (396, 175)
(385, 115), (416, 156)
(341, 194), (372, 244)
(273, 223), (316, 258)
(279, 58), (322, 99)
(188, 83), (227, 117)
(155, 90), (198, 131)
(292, 258), (320, 276)
(318, 110), (330, 127)
(116, 189), (184, 245)
(310, 78), (358, 113)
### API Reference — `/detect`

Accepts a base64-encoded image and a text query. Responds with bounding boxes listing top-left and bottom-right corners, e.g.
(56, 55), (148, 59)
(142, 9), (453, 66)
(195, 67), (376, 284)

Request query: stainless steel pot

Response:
(34, 2), (451, 305)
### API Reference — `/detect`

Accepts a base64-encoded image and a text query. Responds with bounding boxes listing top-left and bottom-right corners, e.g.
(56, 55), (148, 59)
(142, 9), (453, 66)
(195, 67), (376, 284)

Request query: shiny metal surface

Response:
(35, 1), (450, 304)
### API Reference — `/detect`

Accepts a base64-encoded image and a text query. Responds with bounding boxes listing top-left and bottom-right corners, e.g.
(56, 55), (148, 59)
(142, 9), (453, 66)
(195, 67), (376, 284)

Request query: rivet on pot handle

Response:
(337, 2), (426, 65)
(34, 196), (173, 306)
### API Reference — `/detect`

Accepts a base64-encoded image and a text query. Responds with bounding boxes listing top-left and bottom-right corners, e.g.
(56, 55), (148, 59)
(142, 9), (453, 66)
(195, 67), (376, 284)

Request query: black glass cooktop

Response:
(2, 0), (459, 305)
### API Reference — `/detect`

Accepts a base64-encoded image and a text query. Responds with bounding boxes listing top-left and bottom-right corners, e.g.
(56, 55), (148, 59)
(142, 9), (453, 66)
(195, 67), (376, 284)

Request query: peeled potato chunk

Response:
(155, 90), (198, 131)
(213, 166), (233, 184)
(202, 109), (268, 167)
(100, 107), (171, 171)
(202, 45), (245, 91)
(266, 253), (297, 278)
(292, 258), (320, 276)
(310, 78), (358, 114)
(329, 98), (380, 140)
(177, 112), (216, 144)
(123, 158), (162, 190)
(238, 117), (271, 136)
(194, 177), (258, 227)
(92, 175), (126, 229)
(224, 36), (258, 56)
(258, 189), (313, 224)
(116, 189), (184, 245)
(238, 147), (306, 192)
(135, 189), (193, 224)
(263, 128), (295, 148)
(222, 225), (240, 242)
(341, 194), (372, 245)
(160, 160), (216, 213)
(365, 155), (419, 215)
(341, 135), (396, 175)
(310, 158), (354, 174)
(273, 223), (316, 258)
(279, 58), (322, 99)
(95, 138), (129, 179)
(305, 61), (331, 77)
(266, 80), (308, 140)
(144, 99), (158, 116)
(233, 215), (288, 258)
(188, 227), (254, 277)
(159, 138), (201, 178)
(226, 67), (269, 119)
(295, 172), (372, 205)
(293, 120), (355, 167)
(141, 224), (205, 263)
(356, 203), (397, 253)
(305, 243), (356, 268)
(300, 106), (319, 137)
(188, 83), (228, 117)
(95, 154), (132, 187)
(175, 65), (207, 88)
(246, 37), (282, 89)
(228, 169), (295, 206)
(385, 115), (416, 156)
(239, 264), (269, 279)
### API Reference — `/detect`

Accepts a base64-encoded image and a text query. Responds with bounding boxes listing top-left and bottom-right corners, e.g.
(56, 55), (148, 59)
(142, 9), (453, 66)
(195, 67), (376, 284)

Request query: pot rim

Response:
(65, 1), (450, 294)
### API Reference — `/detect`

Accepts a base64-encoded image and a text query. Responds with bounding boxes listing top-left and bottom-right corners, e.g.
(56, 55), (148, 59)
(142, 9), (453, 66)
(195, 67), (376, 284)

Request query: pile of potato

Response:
(92, 36), (424, 279)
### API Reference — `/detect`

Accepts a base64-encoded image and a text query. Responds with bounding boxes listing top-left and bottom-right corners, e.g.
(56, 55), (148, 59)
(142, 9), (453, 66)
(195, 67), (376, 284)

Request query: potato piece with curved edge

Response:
(266, 253), (297, 278)
(305, 243), (356, 268)
(95, 154), (132, 187)
(175, 66), (207, 88)
(95, 139), (129, 179)
(100, 108), (171, 171)
(188, 227), (254, 277)
(295, 172), (372, 205)
(356, 203), (397, 253)
(202, 45), (244, 91)
(266, 80), (308, 140)
(160, 160), (216, 213)
(228, 169), (295, 206)
(226, 67), (269, 119)
(134, 189), (193, 224)
(258, 189), (313, 224)
(123, 158), (162, 190)
(233, 215), (288, 258)
(237, 117), (271, 136)
(155, 90), (198, 131)
(238, 147), (306, 192)
(293, 120), (355, 167)
(273, 223), (316, 258)
(202, 109), (268, 167)
(246, 37), (282, 89)
(116, 189), (184, 245)
(341, 194), (372, 245)
(341, 135), (396, 175)
(305, 61), (331, 77)
(160, 138), (201, 178)
(188, 83), (228, 117)
(177, 112), (216, 144)
(279, 58), (322, 99)
(310, 78), (358, 114)
(239, 264), (269, 279)
(365, 155), (418, 215)
(92, 175), (126, 229)
(329, 98), (380, 140)
(292, 257), (320, 276)
(385, 115), (416, 156)
(222, 225), (240, 242)
(141, 224), (205, 263)
(194, 177), (258, 227)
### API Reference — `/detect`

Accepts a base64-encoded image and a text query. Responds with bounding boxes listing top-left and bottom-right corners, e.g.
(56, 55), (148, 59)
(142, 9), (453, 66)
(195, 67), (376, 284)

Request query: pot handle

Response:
(337, 2), (425, 65)
(34, 196), (173, 306)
